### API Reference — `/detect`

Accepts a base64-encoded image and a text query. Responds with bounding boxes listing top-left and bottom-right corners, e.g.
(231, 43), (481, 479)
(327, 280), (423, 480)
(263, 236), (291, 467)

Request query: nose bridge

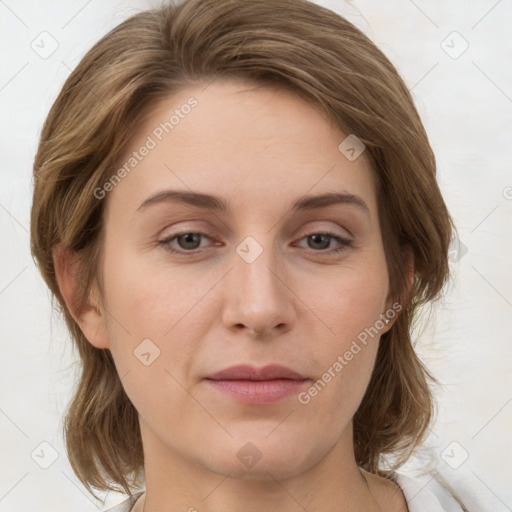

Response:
(223, 233), (293, 334)
(237, 235), (280, 295)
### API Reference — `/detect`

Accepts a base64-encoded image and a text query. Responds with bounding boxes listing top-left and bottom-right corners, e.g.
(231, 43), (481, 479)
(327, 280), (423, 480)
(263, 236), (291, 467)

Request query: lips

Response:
(205, 364), (307, 381)
(203, 364), (310, 404)
(204, 364), (310, 405)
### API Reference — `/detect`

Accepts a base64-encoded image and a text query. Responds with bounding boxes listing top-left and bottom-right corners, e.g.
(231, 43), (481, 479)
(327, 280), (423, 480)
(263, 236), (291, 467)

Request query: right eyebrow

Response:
(137, 190), (230, 212)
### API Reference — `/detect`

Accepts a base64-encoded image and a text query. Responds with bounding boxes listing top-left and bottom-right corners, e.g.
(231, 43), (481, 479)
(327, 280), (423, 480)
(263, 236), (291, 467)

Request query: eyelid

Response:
(158, 230), (213, 248)
(158, 221), (351, 243)
(295, 221), (353, 244)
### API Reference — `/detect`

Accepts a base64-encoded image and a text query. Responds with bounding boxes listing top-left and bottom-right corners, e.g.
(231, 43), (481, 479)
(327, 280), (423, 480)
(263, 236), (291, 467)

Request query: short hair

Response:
(30, 0), (454, 499)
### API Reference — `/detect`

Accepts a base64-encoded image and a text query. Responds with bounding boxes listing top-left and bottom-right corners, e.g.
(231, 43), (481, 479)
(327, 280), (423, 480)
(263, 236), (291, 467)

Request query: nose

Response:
(221, 237), (295, 338)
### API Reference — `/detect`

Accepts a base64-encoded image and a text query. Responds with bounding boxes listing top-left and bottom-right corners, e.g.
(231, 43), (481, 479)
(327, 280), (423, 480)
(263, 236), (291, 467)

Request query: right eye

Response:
(158, 231), (214, 254)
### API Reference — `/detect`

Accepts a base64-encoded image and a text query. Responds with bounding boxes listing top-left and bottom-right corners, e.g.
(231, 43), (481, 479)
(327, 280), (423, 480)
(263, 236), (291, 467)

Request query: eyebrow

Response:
(136, 190), (370, 214)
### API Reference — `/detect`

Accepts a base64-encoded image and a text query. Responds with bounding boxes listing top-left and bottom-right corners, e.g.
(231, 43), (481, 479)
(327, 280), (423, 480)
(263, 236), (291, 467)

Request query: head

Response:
(30, 0), (454, 499)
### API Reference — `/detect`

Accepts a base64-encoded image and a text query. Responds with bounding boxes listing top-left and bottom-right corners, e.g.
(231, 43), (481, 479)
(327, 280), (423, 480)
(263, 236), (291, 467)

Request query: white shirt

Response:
(103, 471), (466, 511)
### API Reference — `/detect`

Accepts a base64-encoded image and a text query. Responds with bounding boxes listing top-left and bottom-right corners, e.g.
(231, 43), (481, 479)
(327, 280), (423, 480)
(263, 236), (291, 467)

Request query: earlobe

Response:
(53, 244), (110, 349)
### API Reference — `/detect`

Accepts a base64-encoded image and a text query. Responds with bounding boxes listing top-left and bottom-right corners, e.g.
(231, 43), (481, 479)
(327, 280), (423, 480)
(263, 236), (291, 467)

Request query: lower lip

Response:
(204, 379), (309, 404)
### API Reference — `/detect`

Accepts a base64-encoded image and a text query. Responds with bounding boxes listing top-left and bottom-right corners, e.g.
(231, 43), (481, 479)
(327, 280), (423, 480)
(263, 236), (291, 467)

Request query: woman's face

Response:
(87, 79), (395, 480)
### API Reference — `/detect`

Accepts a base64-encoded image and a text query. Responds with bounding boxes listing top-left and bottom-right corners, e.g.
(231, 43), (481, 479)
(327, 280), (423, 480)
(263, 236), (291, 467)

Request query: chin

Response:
(213, 458), (306, 482)
(200, 436), (316, 482)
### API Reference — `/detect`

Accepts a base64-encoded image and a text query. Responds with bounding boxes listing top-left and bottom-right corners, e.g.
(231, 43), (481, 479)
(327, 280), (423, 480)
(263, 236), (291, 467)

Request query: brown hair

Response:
(30, 0), (455, 500)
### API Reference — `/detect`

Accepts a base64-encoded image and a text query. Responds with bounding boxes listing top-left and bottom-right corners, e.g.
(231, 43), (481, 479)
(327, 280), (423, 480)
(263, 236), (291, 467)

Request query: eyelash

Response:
(158, 231), (352, 256)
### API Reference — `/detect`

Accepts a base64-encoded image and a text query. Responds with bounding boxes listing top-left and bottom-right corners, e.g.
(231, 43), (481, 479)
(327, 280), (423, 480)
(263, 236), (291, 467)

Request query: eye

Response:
(296, 231), (352, 254)
(158, 230), (352, 256)
(159, 232), (212, 254)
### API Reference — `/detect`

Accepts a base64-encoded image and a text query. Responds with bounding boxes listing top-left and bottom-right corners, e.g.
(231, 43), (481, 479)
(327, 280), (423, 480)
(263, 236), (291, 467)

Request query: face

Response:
(85, 79), (395, 481)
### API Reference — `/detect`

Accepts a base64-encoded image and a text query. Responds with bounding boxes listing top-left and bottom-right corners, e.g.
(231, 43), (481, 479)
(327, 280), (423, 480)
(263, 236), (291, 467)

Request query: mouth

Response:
(205, 363), (307, 381)
(204, 364), (310, 404)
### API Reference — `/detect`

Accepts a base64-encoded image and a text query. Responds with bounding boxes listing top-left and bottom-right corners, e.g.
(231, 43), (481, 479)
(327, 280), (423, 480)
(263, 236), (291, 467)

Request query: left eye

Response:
(158, 231), (352, 255)
(297, 232), (352, 253)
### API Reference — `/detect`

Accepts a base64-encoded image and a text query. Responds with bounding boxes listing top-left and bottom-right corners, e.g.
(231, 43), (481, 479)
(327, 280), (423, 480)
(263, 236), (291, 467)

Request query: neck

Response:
(136, 421), (383, 512)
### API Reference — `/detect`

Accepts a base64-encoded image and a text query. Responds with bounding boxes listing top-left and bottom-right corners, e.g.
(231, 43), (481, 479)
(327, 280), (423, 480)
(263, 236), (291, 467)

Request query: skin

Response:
(56, 79), (410, 511)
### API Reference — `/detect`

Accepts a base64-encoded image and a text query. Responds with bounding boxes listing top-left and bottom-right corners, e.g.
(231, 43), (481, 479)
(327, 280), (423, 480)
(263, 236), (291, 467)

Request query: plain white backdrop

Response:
(0, 0), (511, 510)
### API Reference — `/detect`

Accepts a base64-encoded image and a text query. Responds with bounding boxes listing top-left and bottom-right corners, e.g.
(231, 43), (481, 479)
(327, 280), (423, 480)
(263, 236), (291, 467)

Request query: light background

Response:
(0, 0), (511, 510)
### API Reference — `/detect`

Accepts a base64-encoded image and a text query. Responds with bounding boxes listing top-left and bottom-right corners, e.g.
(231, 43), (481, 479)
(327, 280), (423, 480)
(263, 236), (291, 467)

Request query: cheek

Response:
(297, 289), (384, 425)
(99, 243), (222, 371)
(300, 258), (389, 344)
(295, 255), (389, 408)
(98, 251), (206, 418)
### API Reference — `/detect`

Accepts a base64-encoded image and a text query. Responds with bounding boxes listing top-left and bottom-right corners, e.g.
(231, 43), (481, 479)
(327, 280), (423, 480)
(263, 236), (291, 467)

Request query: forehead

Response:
(106, 78), (378, 219)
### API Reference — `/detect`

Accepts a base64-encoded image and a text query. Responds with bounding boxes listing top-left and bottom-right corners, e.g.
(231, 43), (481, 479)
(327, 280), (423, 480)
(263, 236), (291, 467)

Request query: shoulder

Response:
(102, 491), (145, 512)
(389, 470), (469, 512)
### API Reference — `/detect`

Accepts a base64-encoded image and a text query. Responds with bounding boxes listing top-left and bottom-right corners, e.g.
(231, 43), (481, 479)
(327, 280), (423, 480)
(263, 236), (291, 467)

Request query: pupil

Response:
(180, 233), (200, 249)
(310, 234), (329, 249)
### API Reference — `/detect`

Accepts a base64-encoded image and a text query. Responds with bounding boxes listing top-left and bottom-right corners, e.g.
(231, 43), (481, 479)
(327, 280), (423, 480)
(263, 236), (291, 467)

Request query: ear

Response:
(53, 244), (110, 349)
(381, 245), (415, 334)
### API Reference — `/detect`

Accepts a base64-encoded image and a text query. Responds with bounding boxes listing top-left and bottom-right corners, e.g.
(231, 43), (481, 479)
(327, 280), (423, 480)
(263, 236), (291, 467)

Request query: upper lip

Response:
(205, 364), (307, 381)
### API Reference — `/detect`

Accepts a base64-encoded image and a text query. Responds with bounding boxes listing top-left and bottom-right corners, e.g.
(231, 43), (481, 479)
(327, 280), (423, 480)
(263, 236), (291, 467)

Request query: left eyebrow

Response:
(291, 191), (370, 214)
(136, 190), (370, 215)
